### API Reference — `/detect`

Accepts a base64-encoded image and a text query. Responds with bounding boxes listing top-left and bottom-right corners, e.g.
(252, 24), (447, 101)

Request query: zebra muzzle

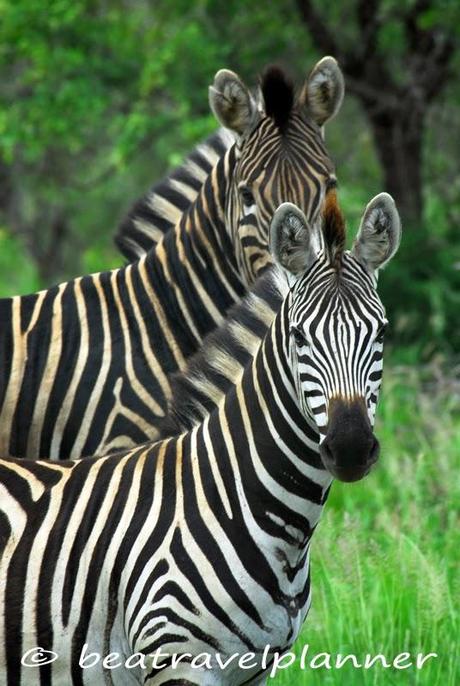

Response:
(319, 397), (380, 482)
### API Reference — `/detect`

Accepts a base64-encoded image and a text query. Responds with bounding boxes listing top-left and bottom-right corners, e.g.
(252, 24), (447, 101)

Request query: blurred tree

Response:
(295, 0), (458, 225)
(0, 0), (168, 282)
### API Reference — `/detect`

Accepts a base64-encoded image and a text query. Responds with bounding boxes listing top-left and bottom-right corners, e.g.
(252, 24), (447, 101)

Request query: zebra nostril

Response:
(369, 436), (380, 463)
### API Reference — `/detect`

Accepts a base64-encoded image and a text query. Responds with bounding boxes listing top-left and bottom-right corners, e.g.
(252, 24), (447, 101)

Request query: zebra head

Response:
(270, 194), (401, 482)
(209, 57), (344, 286)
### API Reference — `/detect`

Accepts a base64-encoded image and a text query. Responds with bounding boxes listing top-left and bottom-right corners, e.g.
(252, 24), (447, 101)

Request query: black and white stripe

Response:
(0, 196), (401, 685)
(0, 59), (344, 460)
(115, 128), (235, 261)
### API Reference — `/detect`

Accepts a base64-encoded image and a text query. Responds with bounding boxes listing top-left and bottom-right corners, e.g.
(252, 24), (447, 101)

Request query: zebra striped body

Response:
(0, 149), (245, 459)
(0, 197), (401, 685)
(115, 128), (234, 261)
(0, 60), (344, 460)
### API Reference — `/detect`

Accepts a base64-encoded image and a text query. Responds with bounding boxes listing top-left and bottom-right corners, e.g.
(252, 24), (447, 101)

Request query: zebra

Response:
(0, 57), (344, 460)
(115, 128), (235, 261)
(0, 194), (401, 685)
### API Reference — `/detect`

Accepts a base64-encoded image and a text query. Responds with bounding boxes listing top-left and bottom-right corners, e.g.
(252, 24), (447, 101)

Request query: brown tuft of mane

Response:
(323, 190), (346, 264)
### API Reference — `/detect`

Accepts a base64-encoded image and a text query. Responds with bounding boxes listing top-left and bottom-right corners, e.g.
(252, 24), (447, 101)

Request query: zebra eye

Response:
(376, 324), (387, 341)
(240, 186), (255, 207)
(292, 327), (308, 348)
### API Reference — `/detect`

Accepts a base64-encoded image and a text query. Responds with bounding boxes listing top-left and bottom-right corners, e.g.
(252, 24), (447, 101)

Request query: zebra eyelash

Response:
(291, 327), (309, 348)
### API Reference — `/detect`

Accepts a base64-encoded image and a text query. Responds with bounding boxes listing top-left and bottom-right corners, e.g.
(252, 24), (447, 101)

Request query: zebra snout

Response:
(319, 397), (380, 482)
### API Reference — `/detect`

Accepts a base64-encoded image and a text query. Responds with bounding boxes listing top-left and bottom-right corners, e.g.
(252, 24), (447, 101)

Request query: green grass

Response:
(273, 356), (459, 685)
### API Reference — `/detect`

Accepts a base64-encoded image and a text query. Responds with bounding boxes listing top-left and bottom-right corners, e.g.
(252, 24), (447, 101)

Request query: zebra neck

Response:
(139, 148), (248, 349)
(200, 303), (332, 566)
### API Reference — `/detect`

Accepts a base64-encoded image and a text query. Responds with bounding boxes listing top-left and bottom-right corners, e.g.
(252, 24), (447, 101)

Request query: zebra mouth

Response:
(319, 435), (380, 483)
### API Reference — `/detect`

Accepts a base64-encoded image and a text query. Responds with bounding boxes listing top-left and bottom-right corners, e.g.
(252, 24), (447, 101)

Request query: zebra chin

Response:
(319, 396), (380, 483)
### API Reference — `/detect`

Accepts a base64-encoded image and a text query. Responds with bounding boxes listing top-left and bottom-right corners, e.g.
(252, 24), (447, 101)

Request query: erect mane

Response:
(260, 66), (294, 132)
(323, 189), (346, 265)
(114, 128), (235, 262)
(158, 269), (283, 437)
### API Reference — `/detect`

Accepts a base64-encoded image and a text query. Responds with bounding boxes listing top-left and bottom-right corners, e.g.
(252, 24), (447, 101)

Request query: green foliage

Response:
(0, 1), (142, 161)
(379, 201), (460, 356)
(0, 227), (40, 294)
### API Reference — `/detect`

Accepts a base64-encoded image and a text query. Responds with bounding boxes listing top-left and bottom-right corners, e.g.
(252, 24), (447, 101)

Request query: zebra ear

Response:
(270, 203), (316, 277)
(299, 56), (345, 127)
(351, 193), (402, 273)
(209, 70), (259, 137)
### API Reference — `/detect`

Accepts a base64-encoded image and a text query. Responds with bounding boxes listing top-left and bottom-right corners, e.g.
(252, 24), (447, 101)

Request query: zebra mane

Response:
(114, 128), (235, 262)
(261, 66), (294, 132)
(323, 190), (346, 264)
(158, 195), (345, 437)
(159, 269), (283, 437)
